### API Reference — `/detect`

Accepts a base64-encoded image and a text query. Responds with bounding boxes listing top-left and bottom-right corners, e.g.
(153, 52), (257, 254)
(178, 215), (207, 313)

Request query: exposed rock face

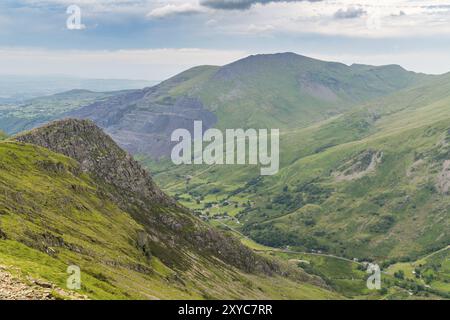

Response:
(14, 119), (173, 207)
(437, 160), (450, 194)
(67, 86), (217, 158)
(333, 149), (383, 181)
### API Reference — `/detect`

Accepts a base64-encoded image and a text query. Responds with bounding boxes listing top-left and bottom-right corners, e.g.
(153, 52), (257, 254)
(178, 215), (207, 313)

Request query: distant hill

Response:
(0, 89), (128, 134)
(0, 75), (158, 104)
(0, 74), (159, 136)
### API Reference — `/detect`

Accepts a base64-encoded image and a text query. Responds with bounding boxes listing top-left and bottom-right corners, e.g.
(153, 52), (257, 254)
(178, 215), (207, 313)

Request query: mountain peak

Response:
(228, 52), (317, 66)
(14, 118), (173, 207)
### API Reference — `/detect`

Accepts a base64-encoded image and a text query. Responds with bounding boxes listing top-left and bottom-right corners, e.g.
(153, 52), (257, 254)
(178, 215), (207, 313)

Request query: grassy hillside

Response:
(1, 54), (447, 300)
(150, 53), (429, 130)
(0, 121), (341, 300)
(195, 54), (428, 129)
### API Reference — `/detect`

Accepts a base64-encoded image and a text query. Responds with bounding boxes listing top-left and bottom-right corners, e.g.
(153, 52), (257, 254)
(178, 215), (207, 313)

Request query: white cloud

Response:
(8, 0), (450, 39)
(17, 0), (155, 15)
(147, 3), (208, 19)
(204, 0), (450, 38)
(333, 6), (366, 19)
(246, 24), (275, 33)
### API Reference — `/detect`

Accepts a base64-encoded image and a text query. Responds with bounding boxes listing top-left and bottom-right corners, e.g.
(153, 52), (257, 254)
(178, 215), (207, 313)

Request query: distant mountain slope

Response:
(0, 119), (337, 299)
(67, 53), (430, 158)
(199, 54), (427, 128)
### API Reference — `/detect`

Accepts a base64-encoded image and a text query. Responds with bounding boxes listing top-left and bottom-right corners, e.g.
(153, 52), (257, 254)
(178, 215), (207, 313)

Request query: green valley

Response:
(144, 58), (450, 299)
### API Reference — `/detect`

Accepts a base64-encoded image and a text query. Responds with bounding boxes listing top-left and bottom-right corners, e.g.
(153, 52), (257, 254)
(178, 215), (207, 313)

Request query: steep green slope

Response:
(0, 119), (339, 300)
(195, 53), (428, 129)
(158, 53), (428, 129)
(241, 73), (450, 261)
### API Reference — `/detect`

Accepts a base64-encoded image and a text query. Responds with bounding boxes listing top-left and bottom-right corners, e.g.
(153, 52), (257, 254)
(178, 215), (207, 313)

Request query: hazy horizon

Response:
(1, 50), (449, 82)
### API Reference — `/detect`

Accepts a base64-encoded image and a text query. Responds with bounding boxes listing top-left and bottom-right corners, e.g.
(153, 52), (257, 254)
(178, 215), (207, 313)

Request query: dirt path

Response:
(0, 266), (87, 300)
(0, 267), (53, 300)
(420, 245), (449, 261)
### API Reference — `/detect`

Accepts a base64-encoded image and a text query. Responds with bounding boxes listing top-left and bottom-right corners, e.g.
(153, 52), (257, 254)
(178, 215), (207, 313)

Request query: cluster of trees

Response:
(295, 182), (332, 205)
(394, 270), (405, 280)
(228, 177), (262, 197)
(243, 223), (329, 251)
(369, 215), (395, 233)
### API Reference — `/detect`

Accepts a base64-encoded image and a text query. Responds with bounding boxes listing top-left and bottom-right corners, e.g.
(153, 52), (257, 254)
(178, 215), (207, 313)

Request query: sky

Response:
(1, 0), (450, 80)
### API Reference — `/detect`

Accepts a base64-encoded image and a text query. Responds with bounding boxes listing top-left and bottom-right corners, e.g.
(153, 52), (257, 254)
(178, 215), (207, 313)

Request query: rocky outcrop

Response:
(333, 149), (383, 181)
(67, 85), (217, 158)
(437, 160), (450, 194)
(14, 119), (174, 208)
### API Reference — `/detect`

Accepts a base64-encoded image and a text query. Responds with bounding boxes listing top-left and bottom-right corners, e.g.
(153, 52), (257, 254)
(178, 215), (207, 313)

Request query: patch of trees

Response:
(210, 188), (221, 194)
(228, 177), (262, 197)
(303, 218), (316, 227)
(246, 177), (262, 187)
(314, 143), (336, 154)
(394, 270), (405, 280)
(243, 223), (327, 251)
(369, 215), (395, 233)
(272, 192), (304, 212)
(295, 182), (332, 205)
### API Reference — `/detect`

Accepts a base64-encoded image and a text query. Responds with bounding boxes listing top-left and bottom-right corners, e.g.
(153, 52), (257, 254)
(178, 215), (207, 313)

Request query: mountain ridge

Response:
(64, 52), (432, 158)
